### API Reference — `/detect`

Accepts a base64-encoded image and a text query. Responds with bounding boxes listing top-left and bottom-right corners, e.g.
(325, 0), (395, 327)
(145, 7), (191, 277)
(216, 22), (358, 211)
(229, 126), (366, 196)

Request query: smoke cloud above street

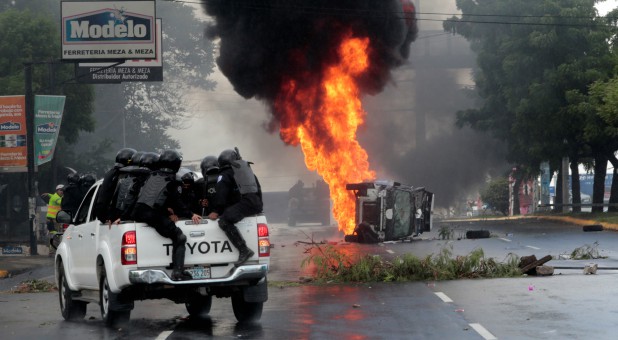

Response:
(197, 0), (506, 209)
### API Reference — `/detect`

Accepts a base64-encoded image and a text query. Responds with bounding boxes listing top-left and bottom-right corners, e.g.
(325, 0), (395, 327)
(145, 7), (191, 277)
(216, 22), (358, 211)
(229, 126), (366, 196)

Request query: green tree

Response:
(480, 177), (510, 216)
(444, 0), (616, 213)
(0, 8), (95, 189)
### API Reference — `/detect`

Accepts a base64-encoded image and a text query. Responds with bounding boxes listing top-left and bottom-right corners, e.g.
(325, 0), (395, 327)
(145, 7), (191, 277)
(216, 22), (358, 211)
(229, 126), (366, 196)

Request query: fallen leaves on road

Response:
(11, 279), (57, 293)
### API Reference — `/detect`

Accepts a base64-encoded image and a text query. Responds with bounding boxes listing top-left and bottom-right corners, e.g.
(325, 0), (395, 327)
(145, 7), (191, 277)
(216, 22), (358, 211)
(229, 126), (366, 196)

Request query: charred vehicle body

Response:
(345, 181), (433, 243)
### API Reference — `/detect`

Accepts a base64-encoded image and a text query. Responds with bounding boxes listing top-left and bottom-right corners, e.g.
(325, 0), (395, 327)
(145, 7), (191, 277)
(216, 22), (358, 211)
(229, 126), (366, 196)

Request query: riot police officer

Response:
(177, 169), (201, 215)
(61, 172), (82, 217)
(196, 155), (220, 216)
(133, 150), (201, 281)
(208, 148), (262, 266)
(111, 151), (157, 222)
(94, 148), (136, 224)
(77, 173), (96, 204)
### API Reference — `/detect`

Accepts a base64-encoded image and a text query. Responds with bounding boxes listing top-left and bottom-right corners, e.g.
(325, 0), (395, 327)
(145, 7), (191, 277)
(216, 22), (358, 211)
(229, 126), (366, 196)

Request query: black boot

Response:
(219, 220), (255, 266)
(236, 246), (255, 267)
(171, 231), (192, 281)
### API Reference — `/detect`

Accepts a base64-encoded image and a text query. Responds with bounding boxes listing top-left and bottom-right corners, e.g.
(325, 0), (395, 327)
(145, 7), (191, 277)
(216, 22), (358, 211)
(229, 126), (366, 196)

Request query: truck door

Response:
(70, 185), (100, 289)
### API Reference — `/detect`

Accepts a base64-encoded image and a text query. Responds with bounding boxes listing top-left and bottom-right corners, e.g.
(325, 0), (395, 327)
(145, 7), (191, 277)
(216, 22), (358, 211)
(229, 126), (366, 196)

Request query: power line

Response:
(165, 0), (618, 26)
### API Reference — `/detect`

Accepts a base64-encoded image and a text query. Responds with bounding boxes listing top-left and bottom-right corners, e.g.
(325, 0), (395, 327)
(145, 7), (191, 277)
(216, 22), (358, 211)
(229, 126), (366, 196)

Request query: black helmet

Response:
(200, 155), (220, 176)
(140, 152), (160, 170)
(130, 151), (145, 166)
(159, 149), (182, 172)
(115, 148), (137, 166)
(67, 173), (80, 185)
(218, 149), (240, 168)
(181, 172), (195, 185)
(79, 173), (96, 189)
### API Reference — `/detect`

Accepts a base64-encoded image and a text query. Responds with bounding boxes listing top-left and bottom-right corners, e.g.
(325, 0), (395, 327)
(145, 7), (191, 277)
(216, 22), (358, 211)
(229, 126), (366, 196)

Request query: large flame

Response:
(275, 34), (375, 235)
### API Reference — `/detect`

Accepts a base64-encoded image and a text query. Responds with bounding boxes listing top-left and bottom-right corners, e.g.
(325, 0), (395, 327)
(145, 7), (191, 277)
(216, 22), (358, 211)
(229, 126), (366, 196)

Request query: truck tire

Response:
(58, 263), (87, 321)
(185, 295), (213, 317)
(232, 293), (263, 323)
(100, 268), (131, 328)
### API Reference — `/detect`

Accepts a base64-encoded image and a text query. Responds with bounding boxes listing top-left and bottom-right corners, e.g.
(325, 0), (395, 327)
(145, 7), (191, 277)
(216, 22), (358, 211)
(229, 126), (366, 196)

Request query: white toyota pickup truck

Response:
(54, 180), (270, 327)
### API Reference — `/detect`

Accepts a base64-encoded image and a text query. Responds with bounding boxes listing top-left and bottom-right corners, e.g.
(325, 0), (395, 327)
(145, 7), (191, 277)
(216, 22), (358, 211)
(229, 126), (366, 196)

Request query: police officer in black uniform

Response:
(94, 148), (136, 224)
(196, 155), (220, 216)
(208, 148), (262, 266)
(77, 173), (96, 204)
(111, 151), (157, 223)
(133, 150), (201, 281)
(61, 172), (82, 217)
(177, 170), (201, 215)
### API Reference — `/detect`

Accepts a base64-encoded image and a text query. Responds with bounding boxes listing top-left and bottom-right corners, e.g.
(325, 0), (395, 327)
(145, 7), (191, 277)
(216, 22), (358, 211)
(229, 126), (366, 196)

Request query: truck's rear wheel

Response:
(232, 293), (263, 323)
(185, 295), (213, 317)
(58, 263), (87, 321)
(100, 268), (130, 328)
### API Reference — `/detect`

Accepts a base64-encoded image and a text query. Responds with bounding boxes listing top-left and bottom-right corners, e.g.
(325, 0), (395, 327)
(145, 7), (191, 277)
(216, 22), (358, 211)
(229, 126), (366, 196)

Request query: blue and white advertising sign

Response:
(61, 1), (156, 61)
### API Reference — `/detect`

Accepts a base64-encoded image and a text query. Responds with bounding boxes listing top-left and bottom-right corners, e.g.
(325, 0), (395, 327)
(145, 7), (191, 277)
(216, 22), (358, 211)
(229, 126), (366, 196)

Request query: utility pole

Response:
(24, 62), (37, 255)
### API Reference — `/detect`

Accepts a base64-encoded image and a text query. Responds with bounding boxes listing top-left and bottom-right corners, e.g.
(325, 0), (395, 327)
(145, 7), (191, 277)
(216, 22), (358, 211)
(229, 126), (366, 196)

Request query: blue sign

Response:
(0, 121), (21, 131)
(2, 246), (23, 255)
(65, 10), (152, 43)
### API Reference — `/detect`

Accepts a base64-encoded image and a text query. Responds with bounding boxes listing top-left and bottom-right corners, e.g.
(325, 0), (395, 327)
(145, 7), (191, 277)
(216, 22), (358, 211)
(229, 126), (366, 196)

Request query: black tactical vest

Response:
(137, 172), (171, 209)
(115, 167), (150, 217)
(230, 160), (258, 195)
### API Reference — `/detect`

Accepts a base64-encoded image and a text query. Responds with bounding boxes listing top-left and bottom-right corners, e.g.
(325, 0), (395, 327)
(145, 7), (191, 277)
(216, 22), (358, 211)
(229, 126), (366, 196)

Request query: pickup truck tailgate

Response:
(135, 218), (260, 268)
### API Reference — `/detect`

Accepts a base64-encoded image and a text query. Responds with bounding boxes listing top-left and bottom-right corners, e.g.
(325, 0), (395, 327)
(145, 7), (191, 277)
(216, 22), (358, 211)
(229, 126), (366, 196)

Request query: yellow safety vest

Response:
(46, 193), (62, 219)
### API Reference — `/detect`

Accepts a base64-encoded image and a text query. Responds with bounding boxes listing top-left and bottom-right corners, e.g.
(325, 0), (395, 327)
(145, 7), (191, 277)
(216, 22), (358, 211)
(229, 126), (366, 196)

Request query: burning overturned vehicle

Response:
(344, 181), (434, 243)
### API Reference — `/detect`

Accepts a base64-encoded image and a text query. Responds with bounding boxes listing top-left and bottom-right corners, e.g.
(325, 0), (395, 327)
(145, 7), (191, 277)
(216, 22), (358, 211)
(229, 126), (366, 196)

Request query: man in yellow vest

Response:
(42, 184), (64, 234)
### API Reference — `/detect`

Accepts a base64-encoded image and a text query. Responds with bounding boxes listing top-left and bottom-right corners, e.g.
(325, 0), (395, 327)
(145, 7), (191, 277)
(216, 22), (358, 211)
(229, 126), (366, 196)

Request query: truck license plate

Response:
(186, 266), (211, 279)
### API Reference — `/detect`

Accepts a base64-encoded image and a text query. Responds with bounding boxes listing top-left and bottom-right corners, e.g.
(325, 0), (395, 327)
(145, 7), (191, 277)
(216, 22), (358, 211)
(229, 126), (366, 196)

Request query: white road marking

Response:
(499, 238), (512, 242)
(386, 249), (394, 254)
(469, 323), (497, 340)
(526, 245), (541, 250)
(156, 330), (173, 340)
(434, 292), (453, 303)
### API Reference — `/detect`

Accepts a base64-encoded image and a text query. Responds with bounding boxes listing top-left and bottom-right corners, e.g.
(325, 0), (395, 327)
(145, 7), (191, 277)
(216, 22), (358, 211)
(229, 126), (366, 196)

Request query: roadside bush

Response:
(302, 244), (522, 283)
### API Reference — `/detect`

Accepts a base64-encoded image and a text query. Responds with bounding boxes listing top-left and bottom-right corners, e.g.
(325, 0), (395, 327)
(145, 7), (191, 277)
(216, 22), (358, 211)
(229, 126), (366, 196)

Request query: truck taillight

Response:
(257, 223), (270, 257)
(258, 223), (269, 237)
(121, 231), (137, 265)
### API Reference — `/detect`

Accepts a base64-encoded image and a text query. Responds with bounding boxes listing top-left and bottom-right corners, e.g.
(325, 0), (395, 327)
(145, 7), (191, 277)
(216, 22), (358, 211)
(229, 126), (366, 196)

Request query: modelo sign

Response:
(62, 1), (156, 61)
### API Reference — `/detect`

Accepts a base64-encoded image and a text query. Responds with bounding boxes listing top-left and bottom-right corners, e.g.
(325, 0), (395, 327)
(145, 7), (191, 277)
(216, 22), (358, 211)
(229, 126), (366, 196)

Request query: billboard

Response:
(34, 96), (66, 166)
(0, 96), (27, 171)
(76, 18), (162, 83)
(61, 1), (156, 61)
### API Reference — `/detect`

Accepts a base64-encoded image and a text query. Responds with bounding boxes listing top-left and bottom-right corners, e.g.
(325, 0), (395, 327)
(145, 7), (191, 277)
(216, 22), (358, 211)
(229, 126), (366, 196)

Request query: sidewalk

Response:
(0, 246), (54, 280)
(0, 247), (54, 279)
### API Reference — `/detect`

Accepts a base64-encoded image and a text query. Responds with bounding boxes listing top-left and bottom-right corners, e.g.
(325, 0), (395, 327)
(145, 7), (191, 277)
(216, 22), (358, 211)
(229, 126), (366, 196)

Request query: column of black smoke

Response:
(202, 0), (418, 130)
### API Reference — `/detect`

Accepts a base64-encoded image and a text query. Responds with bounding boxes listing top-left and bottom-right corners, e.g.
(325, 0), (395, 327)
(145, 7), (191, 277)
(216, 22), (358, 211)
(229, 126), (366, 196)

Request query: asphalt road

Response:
(1, 218), (618, 339)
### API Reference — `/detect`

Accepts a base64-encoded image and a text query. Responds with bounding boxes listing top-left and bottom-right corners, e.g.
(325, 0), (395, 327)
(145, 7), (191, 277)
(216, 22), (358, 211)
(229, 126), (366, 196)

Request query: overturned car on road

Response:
(344, 180), (434, 243)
